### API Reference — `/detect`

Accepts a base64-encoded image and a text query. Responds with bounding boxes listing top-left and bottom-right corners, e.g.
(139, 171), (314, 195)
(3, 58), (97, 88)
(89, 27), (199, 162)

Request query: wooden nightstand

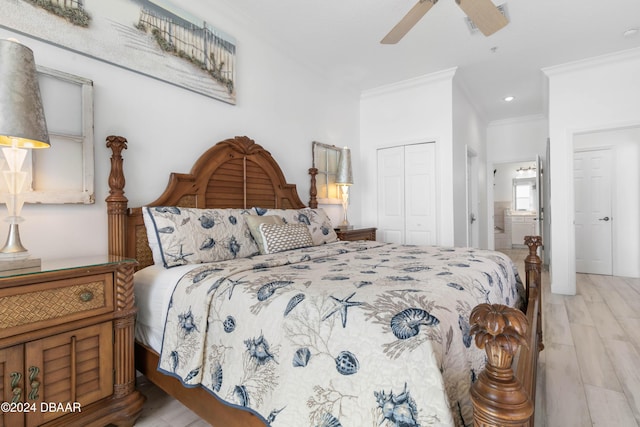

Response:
(335, 227), (377, 242)
(0, 256), (145, 427)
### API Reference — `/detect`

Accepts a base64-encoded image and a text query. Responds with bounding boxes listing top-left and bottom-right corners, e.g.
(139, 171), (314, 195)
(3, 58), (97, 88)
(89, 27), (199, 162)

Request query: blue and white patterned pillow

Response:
(144, 207), (259, 268)
(252, 207), (338, 245)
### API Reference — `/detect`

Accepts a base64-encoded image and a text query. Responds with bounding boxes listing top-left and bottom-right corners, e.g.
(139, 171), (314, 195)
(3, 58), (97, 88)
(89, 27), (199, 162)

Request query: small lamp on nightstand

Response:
(0, 39), (50, 269)
(336, 146), (353, 228)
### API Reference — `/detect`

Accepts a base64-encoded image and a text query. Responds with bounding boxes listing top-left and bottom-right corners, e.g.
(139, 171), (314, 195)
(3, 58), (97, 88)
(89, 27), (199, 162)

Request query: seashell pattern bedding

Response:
(158, 240), (524, 426)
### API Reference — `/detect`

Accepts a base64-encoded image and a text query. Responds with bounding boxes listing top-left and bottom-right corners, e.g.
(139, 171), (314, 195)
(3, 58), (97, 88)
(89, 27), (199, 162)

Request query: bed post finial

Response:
(524, 235), (542, 291)
(469, 303), (534, 426)
(308, 167), (318, 208)
(106, 135), (128, 257)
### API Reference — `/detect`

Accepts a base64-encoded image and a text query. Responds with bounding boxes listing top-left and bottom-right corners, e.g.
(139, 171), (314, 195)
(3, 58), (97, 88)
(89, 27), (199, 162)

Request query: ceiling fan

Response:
(381, 0), (508, 44)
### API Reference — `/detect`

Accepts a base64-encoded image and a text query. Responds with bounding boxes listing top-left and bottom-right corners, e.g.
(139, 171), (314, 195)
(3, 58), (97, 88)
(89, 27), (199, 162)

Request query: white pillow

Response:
(259, 223), (314, 254)
(252, 207), (338, 245)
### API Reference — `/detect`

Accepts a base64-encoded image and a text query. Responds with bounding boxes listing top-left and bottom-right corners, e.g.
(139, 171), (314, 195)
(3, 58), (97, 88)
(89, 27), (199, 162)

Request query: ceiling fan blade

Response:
(381, 0), (437, 44)
(457, 0), (508, 36)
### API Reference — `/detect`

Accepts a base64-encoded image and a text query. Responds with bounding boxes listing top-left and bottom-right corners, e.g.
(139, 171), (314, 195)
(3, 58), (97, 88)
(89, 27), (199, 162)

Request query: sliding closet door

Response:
(377, 146), (405, 243)
(377, 143), (436, 245)
(405, 143), (436, 245)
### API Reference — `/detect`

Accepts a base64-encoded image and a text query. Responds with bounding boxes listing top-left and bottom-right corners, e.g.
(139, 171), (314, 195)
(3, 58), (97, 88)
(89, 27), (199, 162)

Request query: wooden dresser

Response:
(0, 256), (145, 427)
(335, 227), (377, 242)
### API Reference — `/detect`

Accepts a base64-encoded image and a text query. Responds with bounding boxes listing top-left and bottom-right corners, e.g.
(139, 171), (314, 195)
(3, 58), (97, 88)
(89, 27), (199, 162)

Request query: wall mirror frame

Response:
(311, 141), (341, 204)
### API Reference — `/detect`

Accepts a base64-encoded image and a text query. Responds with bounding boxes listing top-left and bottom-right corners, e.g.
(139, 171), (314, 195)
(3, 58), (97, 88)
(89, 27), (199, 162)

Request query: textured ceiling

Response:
(199, 0), (640, 122)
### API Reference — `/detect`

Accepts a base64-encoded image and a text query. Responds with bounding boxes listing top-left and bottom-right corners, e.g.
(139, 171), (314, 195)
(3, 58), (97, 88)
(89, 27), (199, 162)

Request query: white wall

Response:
(574, 127), (640, 278)
(487, 116), (548, 164)
(452, 81), (488, 248)
(486, 116), (548, 249)
(544, 47), (640, 294)
(360, 69), (456, 246)
(0, 3), (360, 261)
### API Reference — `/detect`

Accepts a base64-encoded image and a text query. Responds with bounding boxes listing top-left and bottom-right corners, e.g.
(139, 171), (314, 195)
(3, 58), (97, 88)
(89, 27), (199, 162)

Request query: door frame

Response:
(564, 121), (640, 293)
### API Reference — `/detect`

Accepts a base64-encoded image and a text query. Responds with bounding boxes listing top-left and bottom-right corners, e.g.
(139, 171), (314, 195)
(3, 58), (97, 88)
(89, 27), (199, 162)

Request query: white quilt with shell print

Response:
(157, 240), (524, 427)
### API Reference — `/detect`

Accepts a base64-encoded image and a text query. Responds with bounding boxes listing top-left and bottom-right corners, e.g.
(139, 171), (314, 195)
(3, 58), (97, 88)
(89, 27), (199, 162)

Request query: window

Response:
(0, 66), (95, 204)
(312, 141), (341, 204)
(513, 177), (536, 211)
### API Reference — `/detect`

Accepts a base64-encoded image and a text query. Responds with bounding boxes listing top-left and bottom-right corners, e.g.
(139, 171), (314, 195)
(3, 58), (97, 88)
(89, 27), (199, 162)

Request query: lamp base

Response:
(0, 223), (40, 272)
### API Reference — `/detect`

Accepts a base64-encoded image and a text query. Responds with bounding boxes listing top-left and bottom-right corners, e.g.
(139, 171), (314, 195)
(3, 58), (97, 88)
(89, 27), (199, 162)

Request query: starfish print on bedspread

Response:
(166, 244), (193, 264)
(321, 292), (363, 328)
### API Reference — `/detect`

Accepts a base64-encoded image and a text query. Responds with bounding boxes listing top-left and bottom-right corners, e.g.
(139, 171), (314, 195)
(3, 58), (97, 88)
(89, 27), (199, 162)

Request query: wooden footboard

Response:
(107, 135), (543, 427)
(469, 236), (542, 426)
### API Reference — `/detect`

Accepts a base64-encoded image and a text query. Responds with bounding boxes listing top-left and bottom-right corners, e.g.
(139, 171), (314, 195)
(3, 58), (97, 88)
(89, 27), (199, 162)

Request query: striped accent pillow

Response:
(258, 223), (314, 254)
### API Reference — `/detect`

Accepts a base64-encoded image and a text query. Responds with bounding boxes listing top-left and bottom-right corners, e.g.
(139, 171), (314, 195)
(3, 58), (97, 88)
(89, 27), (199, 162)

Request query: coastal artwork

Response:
(0, 0), (236, 104)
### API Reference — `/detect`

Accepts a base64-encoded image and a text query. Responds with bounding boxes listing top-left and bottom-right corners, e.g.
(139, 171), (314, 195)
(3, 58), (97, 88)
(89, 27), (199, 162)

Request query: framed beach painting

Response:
(0, 0), (237, 104)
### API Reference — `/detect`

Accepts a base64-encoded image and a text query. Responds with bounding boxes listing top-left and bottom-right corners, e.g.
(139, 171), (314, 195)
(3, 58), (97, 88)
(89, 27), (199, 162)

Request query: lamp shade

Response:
(336, 147), (353, 185)
(0, 39), (50, 149)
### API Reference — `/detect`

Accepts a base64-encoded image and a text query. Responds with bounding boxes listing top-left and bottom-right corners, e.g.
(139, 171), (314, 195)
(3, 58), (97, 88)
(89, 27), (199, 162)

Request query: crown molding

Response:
(542, 47), (640, 77)
(361, 67), (458, 99)
(488, 114), (547, 127)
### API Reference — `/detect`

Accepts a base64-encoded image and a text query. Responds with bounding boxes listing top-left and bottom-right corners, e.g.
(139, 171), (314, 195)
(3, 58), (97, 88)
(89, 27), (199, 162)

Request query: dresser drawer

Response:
(0, 273), (114, 338)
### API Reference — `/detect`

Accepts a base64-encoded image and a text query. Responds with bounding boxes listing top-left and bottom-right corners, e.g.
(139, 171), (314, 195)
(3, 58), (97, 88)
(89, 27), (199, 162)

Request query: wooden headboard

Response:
(106, 135), (306, 269)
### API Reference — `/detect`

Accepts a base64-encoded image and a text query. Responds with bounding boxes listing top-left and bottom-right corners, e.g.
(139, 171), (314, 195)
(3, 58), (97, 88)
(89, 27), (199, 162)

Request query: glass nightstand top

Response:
(0, 255), (136, 279)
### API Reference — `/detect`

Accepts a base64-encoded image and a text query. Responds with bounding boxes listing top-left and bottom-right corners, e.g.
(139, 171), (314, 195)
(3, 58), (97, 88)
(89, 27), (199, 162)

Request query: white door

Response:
(377, 146), (405, 243)
(466, 147), (479, 248)
(405, 143), (436, 245)
(377, 143), (436, 245)
(536, 154), (542, 236)
(543, 140), (551, 267)
(574, 148), (613, 275)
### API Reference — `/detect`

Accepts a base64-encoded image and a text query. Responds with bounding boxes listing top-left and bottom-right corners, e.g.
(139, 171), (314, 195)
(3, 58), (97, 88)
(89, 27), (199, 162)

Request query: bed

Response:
(105, 135), (543, 427)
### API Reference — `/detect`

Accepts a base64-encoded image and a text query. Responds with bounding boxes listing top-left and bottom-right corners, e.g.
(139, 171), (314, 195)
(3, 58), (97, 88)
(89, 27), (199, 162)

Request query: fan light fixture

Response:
(504, 95), (515, 102)
(381, 0), (509, 44)
(0, 38), (50, 270)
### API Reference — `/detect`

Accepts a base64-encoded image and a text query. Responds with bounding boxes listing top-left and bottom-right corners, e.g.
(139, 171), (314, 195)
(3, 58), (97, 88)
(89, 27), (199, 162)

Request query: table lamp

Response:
(335, 146), (353, 227)
(0, 39), (50, 267)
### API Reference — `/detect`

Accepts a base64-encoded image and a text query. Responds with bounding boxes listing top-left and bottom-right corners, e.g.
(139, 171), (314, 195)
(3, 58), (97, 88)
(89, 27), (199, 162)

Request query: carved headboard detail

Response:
(106, 135), (306, 270)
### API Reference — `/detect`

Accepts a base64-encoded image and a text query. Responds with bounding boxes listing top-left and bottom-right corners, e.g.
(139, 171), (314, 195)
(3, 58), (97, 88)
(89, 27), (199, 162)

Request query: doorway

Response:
(573, 126), (640, 278)
(491, 160), (541, 250)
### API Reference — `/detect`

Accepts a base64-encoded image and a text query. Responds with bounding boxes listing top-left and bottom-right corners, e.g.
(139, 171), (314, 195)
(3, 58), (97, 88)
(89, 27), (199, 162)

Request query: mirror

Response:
(312, 141), (341, 204)
(513, 177), (536, 211)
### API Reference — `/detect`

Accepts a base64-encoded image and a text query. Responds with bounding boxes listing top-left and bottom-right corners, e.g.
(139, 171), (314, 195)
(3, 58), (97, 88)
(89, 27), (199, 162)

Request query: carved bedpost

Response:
(106, 135), (129, 257)
(469, 304), (534, 426)
(106, 137), (146, 424)
(308, 167), (318, 208)
(525, 235), (544, 352)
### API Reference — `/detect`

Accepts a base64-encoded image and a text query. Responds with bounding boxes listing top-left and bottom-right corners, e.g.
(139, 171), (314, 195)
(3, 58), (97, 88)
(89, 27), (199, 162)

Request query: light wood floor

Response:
(132, 249), (640, 426)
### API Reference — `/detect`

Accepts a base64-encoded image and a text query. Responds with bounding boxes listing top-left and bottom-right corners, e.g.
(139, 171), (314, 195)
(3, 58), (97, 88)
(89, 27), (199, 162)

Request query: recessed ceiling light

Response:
(623, 28), (639, 38)
(504, 96), (515, 102)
